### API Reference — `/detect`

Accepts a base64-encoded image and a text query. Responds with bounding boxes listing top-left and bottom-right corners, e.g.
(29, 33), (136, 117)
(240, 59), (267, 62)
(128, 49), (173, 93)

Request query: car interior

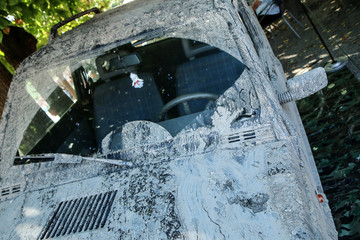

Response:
(15, 38), (246, 163)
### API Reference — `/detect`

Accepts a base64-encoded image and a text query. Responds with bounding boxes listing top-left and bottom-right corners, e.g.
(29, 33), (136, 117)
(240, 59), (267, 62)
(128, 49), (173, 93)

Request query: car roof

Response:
(15, 0), (219, 80)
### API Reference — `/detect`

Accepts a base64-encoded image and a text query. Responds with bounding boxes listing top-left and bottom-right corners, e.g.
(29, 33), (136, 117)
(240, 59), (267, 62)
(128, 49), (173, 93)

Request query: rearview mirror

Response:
(96, 53), (141, 80)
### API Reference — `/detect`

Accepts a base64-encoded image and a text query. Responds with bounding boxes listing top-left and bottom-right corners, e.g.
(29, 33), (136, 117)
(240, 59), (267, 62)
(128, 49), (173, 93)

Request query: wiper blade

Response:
(15, 153), (133, 167)
(14, 154), (56, 165)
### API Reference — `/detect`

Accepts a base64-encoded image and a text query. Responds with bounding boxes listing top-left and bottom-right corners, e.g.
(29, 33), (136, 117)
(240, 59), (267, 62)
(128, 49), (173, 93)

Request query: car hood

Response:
(0, 123), (335, 239)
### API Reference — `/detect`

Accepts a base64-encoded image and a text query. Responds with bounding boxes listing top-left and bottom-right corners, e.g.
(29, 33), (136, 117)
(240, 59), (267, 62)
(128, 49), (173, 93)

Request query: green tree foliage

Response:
(0, 0), (125, 74)
(0, 0), (123, 118)
(0, 0), (118, 48)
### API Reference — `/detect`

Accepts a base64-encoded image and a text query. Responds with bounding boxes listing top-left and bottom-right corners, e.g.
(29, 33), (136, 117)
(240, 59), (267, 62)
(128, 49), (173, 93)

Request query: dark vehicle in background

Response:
(0, 0), (337, 239)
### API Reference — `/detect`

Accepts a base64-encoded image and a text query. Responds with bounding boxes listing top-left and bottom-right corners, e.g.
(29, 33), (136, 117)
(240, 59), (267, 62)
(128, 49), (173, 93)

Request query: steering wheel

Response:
(159, 93), (218, 121)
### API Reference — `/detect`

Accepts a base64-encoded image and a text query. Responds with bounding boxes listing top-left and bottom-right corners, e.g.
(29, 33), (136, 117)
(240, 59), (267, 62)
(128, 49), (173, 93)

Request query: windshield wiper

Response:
(14, 153), (133, 167)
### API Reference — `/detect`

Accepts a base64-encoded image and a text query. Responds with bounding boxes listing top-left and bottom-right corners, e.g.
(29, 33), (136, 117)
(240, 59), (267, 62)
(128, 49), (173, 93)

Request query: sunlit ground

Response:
(267, 1), (360, 80)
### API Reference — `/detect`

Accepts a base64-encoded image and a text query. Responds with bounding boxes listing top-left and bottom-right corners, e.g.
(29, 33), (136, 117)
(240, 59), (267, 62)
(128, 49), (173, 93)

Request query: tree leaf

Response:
(0, 10), (8, 16)
(0, 17), (10, 29)
(0, 1), (7, 10)
(7, 0), (19, 7)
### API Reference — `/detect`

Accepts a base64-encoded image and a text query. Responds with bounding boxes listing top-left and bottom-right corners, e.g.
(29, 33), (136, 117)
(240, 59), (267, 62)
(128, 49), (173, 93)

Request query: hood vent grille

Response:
(1, 187), (10, 196)
(227, 130), (256, 143)
(39, 190), (117, 239)
(0, 184), (22, 201)
(222, 124), (276, 147)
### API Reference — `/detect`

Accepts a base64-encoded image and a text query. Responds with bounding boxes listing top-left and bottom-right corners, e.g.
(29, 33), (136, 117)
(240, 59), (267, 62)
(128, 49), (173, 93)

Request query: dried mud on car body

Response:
(0, 0), (338, 239)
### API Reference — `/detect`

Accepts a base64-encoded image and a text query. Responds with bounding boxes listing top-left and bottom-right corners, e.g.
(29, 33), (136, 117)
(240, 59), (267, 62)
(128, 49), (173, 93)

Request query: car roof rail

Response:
(48, 7), (101, 41)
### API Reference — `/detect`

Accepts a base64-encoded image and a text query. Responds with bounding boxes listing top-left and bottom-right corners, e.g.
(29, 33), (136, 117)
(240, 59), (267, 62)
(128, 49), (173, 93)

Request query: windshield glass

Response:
(16, 37), (253, 163)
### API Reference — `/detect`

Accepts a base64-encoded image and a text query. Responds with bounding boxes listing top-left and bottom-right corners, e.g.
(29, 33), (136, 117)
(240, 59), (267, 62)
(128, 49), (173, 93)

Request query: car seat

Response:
(93, 73), (163, 144)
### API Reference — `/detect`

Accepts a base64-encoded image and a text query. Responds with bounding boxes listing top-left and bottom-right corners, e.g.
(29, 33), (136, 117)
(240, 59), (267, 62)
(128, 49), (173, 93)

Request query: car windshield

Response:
(16, 37), (253, 162)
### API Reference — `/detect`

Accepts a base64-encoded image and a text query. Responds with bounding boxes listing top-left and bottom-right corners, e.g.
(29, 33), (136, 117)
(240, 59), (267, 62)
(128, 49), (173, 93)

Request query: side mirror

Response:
(278, 67), (328, 104)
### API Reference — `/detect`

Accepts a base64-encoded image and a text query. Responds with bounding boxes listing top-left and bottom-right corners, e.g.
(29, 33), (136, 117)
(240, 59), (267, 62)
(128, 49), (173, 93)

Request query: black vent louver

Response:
(227, 130), (256, 143)
(39, 190), (117, 239)
(1, 187), (10, 196)
(221, 124), (276, 148)
(0, 184), (22, 200)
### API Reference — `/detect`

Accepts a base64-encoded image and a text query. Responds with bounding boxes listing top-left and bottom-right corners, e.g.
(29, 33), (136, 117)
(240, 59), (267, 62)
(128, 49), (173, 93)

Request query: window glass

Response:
(16, 38), (250, 164)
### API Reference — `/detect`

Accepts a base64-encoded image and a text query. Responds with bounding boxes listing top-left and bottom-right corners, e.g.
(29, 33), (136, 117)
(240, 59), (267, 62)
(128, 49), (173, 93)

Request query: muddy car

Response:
(0, 0), (337, 239)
